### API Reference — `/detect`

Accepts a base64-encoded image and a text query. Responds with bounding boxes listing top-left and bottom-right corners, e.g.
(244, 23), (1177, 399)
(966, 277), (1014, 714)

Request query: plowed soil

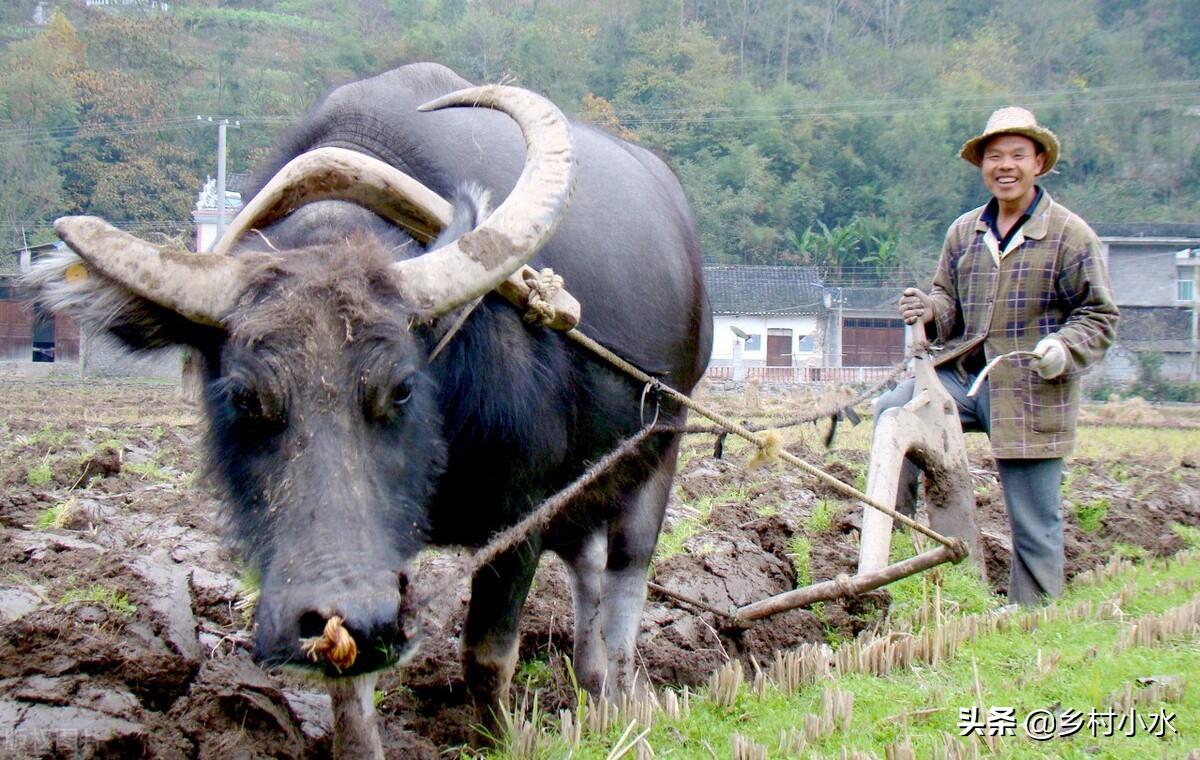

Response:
(0, 380), (1196, 758)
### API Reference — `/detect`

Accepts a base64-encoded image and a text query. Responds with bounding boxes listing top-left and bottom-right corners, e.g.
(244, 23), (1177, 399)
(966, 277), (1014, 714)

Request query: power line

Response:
(620, 92), (1200, 126)
(0, 115), (294, 147)
(616, 79), (1200, 116)
(1, 78), (1195, 143)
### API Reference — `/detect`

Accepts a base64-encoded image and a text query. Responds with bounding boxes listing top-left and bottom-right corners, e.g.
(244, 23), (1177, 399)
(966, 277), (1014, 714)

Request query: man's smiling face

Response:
(980, 133), (1046, 211)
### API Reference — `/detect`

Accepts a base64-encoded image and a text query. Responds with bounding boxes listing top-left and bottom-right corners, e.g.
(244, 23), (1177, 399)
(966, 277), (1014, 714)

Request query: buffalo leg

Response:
(602, 437), (678, 693)
(462, 536), (541, 733)
(562, 529), (609, 697)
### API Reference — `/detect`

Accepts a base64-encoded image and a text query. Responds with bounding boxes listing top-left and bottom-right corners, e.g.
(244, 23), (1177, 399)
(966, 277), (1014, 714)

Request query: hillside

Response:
(1, 0), (1197, 279)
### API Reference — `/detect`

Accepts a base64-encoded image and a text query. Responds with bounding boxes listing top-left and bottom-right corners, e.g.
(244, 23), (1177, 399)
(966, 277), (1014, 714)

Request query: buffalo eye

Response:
(221, 380), (284, 431)
(367, 371), (416, 421)
(230, 386), (264, 418)
(391, 378), (413, 409)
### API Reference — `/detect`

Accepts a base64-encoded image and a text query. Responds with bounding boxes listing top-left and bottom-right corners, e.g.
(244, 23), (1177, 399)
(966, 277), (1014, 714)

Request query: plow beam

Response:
(737, 544), (959, 621)
(858, 345), (984, 580)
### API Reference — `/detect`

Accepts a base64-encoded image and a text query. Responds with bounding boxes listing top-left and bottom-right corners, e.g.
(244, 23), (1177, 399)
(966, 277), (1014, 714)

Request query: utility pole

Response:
(1190, 250), (1198, 383)
(197, 116), (240, 251)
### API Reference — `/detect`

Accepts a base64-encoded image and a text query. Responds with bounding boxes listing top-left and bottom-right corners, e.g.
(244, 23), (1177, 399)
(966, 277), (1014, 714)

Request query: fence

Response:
(705, 365), (897, 384)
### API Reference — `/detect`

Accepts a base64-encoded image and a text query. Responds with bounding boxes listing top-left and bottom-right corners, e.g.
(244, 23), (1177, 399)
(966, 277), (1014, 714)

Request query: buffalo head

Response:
(29, 85), (575, 675)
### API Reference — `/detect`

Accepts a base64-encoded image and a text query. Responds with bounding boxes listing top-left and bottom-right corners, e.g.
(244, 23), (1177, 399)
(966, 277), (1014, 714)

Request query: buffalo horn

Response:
(213, 147), (454, 254)
(392, 85), (575, 317)
(52, 216), (245, 327)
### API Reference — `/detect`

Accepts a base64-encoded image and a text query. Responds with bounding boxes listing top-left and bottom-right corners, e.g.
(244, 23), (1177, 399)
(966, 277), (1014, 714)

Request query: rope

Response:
(428, 295), (484, 363)
(565, 327), (968, 561)
(680, 346), (922, 437)
(522, 267), (564, 327)
(300, 615), (358, 672)
(470, 424), (660, 574)
(833, 573), (856, 599)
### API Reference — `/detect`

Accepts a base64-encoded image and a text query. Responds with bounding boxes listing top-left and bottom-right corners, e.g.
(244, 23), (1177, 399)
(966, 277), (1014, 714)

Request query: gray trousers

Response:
(874, 367), (1064, 605)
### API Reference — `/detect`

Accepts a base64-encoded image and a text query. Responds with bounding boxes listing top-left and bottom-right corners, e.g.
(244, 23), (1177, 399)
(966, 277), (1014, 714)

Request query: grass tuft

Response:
(26, 460), (54, 487)
(35, 499), (74, 530)
(1073, 498), (1109, 534)
(788, 534), (812, 587)
(807, 499), (838, 533)
(1171, 523), (1200, 549)
(57, 584), (137, 617)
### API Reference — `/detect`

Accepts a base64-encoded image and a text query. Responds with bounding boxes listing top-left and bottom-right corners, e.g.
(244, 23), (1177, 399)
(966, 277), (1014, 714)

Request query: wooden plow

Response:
(647, 332), (983, 625)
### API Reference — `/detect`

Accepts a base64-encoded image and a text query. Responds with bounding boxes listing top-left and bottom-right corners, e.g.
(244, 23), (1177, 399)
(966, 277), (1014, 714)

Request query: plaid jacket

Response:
(925, 191), (1118, 458)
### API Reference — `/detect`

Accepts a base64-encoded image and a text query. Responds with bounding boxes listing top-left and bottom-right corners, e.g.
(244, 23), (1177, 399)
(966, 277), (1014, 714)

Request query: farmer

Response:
(875, 106), (1118, 605)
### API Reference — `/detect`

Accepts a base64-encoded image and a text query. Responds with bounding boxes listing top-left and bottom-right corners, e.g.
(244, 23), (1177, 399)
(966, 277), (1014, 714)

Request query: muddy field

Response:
(0, 379), (1197, 758)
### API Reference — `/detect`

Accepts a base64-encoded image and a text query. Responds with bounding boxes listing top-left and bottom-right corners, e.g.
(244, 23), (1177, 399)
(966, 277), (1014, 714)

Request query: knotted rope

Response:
(522, 267), (565, 327)
(301, 615), (358, 672)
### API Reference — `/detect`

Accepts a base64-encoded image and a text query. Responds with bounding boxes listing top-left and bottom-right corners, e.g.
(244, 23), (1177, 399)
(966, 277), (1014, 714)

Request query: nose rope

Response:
(301, 615), (358, 672)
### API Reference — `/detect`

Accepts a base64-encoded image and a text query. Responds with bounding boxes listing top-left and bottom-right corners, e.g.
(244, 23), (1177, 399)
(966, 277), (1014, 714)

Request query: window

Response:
(744, 334), (761, 351)
(797, 334), (814, 352)
(1180, 275), (1195, 303)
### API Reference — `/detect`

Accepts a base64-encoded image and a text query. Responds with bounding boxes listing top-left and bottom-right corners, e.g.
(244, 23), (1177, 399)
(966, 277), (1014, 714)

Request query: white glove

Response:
(1032, 337), (1068, 379)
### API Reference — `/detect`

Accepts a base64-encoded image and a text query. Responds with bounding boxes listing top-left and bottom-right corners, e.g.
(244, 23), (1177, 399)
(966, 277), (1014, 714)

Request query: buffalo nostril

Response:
(300, 613), (359, 671)
(299, 610), (329, 640)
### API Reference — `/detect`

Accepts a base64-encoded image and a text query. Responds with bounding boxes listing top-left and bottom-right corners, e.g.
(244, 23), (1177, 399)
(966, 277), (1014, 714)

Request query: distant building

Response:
(192, 175), (244, 253)
(0, 242), (78, 364)
(703, 265), (909, 383)
(0, 242), (177, 378)
(705, 265), (824, 378)
(83, 0), (171, 11)
(1094, 223), (1200, 385)
(830, 287), (907, 368)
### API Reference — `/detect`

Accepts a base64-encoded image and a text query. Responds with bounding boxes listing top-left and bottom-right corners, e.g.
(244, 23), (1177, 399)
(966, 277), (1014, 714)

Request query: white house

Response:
(705, 265), (824, 372)
(191, 176), (243, 253)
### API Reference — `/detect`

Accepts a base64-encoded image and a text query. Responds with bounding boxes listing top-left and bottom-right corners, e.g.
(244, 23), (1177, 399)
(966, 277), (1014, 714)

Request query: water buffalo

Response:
(28, 63), (711, 726)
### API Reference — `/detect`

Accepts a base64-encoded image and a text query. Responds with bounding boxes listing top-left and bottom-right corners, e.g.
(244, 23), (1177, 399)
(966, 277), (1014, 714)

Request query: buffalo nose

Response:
(258, 573), (412, 675)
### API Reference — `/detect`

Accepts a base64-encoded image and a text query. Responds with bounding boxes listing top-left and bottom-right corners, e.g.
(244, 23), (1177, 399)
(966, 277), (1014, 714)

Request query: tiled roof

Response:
(703, 265), (824, 316)
(0, 242), (63, 278)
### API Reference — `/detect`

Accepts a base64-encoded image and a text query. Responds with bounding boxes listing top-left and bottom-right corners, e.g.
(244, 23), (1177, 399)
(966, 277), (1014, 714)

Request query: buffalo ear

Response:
(24, 245), (224, 352)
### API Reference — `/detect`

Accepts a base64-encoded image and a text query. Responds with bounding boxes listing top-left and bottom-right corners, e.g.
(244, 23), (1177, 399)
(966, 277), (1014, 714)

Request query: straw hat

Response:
(960, 106), (1060, 175)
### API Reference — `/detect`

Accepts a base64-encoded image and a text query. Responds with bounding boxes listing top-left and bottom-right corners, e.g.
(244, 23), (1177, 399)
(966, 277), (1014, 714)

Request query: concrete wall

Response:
(1104, 240), (1192, 307)
(81, 332), (182, 379)
(710, 314), (819, 366)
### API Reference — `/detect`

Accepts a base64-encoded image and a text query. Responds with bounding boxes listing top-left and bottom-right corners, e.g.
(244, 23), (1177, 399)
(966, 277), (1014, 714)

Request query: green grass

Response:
(26, 460), (53, 487)
(655, 494), (717, 562)
(124, 460), (177, 483)
(34, 499), (73, 530)
(1072, 498), (1109, 534)
(486, 552), (1200, 759)
(787, 534), (812, 587)
(885, 536), (997, 623)
(1172, 523), (1200, 550)
(1072, 426), (1197, 464)
(806, 499), (838, 533)
(28, 426), (76, 449)
(515, 656), (556, 692)
(1110, 541), (1149, 560)
(1107, 461), (1132, 483)
(57, 585), (137, 617)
